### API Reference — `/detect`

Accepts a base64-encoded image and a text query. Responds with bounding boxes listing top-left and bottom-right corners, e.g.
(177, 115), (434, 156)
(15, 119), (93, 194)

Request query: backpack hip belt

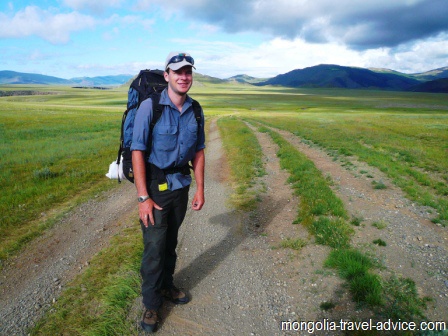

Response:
(147, 163), (191, 191)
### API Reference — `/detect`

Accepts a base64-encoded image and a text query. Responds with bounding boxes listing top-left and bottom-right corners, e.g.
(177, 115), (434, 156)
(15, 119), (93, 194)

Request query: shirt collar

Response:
(160, 88), (193, 114)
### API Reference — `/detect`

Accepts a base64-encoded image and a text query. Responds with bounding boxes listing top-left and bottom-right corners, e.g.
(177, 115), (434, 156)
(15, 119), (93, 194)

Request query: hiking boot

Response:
(141, 309), (158, 333)
(162, 285), (190, 304)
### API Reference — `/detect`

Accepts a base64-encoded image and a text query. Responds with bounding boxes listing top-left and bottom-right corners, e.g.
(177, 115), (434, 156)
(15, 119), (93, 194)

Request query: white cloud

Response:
(63, 0), (124, 14)
(184, 38), (363, 78)
(0, 6), (96, 44)
(367, 34), (448, 73)
(184, 35), (448, 78)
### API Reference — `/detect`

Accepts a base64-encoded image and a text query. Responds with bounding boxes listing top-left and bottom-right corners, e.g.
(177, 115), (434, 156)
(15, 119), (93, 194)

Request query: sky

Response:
(1, 0), (447, 79)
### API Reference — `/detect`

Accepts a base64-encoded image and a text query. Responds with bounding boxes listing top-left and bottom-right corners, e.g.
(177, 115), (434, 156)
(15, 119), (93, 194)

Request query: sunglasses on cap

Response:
(167, 53), (194, 67)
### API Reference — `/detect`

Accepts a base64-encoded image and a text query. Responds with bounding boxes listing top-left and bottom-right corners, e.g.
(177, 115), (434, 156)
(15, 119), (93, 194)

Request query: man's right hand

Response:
(139, 198), (163, 227)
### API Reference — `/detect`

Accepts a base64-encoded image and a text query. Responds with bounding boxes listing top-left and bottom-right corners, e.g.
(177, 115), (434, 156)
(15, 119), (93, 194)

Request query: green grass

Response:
(30, 224), (142, 335)
(350, 215), (364, 226)
(325, 249), (428, 319)
(381, 276), (430, 321)
(373, 239), (387, 246)
(0, 85), (126, 264)
(217, 117), (265, 210)
(280, 237), (307, 251)
(372, 220), (388, 230)
(325, 248), (383, 306)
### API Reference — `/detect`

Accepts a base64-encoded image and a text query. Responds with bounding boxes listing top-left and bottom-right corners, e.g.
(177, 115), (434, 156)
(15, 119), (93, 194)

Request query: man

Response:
(131, 51), (205, 333)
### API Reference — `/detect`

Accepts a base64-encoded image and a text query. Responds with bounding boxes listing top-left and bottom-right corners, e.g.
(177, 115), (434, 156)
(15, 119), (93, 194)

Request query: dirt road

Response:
(1, 118), (447, 335)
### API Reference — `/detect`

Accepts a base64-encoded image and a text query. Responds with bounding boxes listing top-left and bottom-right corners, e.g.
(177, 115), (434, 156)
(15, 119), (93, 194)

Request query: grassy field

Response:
(1, 82), (447, 334)
(0, 85), (127, 263)
(192, 85), (448, 225)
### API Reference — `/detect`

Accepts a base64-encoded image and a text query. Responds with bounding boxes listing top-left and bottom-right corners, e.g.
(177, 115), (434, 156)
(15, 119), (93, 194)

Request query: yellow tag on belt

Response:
(158, 182), (168, 191)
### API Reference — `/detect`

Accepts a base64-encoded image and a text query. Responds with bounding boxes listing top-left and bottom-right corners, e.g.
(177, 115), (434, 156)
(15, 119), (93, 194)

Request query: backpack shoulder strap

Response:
(191, 99), (202, 127)
(150, 93), (163, 131)
(146, 92), (163, 162)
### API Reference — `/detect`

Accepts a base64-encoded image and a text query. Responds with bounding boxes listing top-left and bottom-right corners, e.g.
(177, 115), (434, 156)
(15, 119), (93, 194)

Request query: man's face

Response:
(164, 66), (193, 96)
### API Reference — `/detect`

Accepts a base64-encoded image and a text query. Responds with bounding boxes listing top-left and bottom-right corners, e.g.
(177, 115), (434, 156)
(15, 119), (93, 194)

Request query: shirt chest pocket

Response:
(185, 122), (198, 147)
(154, 125), (178, 151)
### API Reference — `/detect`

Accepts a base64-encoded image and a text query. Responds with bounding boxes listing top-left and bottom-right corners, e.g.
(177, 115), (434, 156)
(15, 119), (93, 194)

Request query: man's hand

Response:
(192, 190), (204, 211)
(139, 198), (163, 227)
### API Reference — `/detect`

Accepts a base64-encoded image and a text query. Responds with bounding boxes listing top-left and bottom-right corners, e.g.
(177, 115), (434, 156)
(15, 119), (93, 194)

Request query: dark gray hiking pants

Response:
(140, 180), (190, 310)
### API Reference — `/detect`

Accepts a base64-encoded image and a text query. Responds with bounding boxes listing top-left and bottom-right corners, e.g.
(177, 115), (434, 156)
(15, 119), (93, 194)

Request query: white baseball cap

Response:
(165, 51), (195, 71)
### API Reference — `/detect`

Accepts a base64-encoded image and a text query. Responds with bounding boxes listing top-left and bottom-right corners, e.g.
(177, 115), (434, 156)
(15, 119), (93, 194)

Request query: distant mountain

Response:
(0, 70), (72, 85)
(410, 67), (448, 82)
(369, 68), (416, 79)
(257, 64), (421, 90)
(2, 66), (447, 92)
(408, 78), (448, 93)
(193, 73), (226, 84)
(0, 70), (132, 86)
(70, 74), (132, 86)
(226, 74), (267, 84)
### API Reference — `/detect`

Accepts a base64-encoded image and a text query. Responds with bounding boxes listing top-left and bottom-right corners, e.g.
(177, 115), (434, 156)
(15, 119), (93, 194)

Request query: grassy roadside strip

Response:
(217, 116), (265, 210)
(30, 224), (142, 335)
(252, 123), (429, 322)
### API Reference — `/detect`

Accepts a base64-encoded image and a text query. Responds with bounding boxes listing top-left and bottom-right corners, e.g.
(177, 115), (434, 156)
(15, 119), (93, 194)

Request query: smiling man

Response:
(131, 52), (205, 333)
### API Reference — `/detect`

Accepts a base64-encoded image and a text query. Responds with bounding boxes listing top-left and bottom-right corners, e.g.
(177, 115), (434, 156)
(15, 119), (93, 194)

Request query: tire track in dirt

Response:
(245, 122), (364, 329)
(255, 123), (448, 323)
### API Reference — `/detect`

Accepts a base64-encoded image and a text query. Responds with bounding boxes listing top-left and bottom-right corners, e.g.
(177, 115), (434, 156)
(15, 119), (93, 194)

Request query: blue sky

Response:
(1, 0), (447, 79)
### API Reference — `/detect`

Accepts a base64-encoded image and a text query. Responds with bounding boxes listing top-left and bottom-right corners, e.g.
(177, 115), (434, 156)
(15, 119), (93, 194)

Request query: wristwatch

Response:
(138, 195), (150, 203)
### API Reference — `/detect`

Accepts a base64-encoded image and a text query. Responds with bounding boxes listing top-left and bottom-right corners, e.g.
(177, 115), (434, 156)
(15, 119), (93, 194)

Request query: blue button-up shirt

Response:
(131, 89), (205, 190)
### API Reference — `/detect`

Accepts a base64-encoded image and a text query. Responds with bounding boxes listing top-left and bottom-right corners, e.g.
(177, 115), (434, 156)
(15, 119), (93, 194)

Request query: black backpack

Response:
(114, 69), (202, 183)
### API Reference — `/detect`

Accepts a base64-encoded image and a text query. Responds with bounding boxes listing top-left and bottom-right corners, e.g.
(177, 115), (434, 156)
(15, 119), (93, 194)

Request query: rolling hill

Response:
(256, 64), (421, 90)
(226, 74), (268, 84)
(70, 75), (133, 86)
(0, 70), (133, 86)
(0, 70), (72, 85)
(411, 67), (448, 82)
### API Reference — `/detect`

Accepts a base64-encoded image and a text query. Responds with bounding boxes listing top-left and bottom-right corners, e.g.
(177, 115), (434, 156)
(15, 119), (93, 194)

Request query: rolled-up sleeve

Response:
(130, 98), (153, 151)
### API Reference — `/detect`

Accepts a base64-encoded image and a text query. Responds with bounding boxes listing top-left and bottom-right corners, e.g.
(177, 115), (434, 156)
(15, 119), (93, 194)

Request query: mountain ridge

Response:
(1, 66), (447, 92)
(0, 70), (133, 86)
(256, 64), (421, 90)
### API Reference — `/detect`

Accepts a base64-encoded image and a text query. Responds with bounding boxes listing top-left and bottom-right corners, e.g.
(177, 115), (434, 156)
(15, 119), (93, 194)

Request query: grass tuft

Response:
(280, 237), (307, 251)
(312, 217), (353, 249)
(373, 239), (387, 246)
(372, 220), (388, 230)
(372, 180), (387, 189)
